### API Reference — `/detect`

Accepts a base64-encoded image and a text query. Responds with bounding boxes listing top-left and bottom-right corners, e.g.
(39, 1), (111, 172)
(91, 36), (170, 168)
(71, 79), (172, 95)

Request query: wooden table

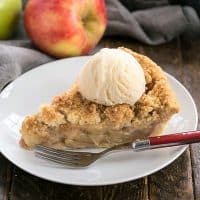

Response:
(0, 37), (200, 200)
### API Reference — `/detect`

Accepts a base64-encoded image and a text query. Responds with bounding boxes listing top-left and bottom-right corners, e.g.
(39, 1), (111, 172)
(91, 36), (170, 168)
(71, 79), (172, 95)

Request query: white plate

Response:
(0, 56), (198, 186)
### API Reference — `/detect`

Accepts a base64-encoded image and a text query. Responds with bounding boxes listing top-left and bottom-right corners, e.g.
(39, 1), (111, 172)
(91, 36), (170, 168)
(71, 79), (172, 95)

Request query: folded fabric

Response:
(0, 40), (53, 91)
(106, 0), (200, 44)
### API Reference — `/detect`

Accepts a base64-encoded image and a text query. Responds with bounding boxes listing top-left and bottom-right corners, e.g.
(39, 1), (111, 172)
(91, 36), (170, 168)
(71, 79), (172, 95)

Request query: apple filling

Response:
(21, 113), (166, 150)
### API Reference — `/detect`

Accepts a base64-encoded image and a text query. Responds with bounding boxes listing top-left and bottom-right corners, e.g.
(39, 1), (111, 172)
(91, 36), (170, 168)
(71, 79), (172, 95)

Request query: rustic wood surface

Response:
(0, 37), (199, 200)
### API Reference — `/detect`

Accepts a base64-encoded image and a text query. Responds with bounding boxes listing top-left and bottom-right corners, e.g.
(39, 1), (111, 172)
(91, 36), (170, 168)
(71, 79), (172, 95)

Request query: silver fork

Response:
(34, 130), (200, 168)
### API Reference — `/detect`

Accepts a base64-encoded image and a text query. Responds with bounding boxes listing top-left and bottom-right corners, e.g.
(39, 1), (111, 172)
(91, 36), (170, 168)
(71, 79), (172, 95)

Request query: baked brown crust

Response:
(20, 48), (179, 148)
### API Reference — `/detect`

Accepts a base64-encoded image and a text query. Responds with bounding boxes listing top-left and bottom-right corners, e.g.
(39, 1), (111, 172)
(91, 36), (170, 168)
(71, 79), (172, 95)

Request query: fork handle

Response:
(134, 130), (200, 151)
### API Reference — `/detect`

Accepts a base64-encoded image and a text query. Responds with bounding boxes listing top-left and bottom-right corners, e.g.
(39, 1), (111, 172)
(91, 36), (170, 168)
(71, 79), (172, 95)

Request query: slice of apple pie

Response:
(20, 47), (179, 149)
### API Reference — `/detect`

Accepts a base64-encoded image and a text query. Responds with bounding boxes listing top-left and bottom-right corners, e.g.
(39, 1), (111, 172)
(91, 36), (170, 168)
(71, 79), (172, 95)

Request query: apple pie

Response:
(20, 47), (179, 149)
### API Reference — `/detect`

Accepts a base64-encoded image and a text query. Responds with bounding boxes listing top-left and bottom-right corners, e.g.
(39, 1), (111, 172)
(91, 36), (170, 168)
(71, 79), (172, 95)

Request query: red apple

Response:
(24, 0), (107, 58)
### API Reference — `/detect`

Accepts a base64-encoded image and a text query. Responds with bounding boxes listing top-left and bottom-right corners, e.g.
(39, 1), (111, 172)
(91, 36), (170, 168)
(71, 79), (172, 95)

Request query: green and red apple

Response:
(0, 0), (22, 39)
(24, 0), (107, 58)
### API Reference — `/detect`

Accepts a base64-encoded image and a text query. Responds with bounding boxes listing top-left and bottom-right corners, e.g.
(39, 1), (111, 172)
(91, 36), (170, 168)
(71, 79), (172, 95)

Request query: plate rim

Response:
(0, 57), (198, 186)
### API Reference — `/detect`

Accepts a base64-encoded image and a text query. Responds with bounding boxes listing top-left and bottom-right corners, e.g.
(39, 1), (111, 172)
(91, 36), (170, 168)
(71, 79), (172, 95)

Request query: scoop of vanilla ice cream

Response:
(78, 48), (146, 106)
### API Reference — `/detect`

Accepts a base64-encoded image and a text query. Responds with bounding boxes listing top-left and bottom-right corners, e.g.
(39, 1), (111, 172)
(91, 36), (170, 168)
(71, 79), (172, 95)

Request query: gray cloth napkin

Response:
(1, 0), (200, 91)
(0, 41), (53, 91)
(106, 0), (200, 44)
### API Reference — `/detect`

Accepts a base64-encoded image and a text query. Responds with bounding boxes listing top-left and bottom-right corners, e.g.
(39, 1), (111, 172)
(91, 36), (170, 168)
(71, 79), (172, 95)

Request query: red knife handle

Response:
(149, 130), (200, 146)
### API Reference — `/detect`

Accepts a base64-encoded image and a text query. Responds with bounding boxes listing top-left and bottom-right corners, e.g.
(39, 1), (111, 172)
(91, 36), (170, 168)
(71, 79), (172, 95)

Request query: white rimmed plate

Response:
(0, 56), (198, 186)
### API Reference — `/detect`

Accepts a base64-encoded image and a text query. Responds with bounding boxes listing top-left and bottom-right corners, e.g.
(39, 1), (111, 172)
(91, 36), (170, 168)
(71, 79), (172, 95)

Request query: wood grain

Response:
(149, 148), (193, 200)
(0, 155), (13, 200)
(180, 37), (200, 200)
(190, 144), (200, 200)
(102, 178), (148, 200)
(10, 167), (54, 200)
(9, 167), (148, 200)
(53, 177), (148, 200)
